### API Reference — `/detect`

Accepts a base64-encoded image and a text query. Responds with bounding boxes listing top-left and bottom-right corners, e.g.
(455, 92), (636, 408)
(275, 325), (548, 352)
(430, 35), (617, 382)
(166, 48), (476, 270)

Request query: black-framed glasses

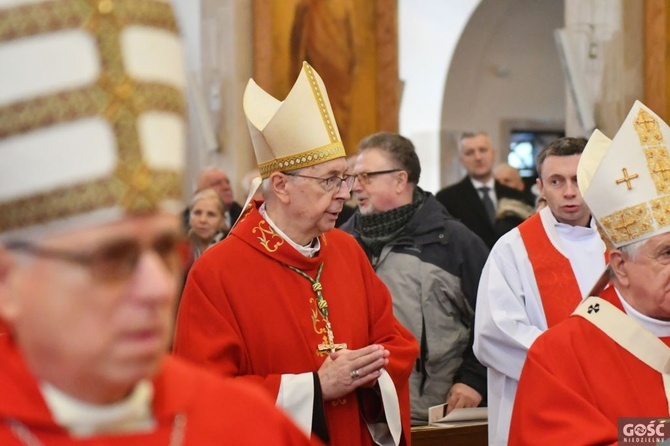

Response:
(5, 233), (181, 282)
(284, 172), (355, 192)
(354, 169), (402, 185)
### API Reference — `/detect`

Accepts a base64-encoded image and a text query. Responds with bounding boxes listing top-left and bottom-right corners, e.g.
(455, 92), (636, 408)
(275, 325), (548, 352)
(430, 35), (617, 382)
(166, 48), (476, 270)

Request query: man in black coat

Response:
(436, 132), (533, 249)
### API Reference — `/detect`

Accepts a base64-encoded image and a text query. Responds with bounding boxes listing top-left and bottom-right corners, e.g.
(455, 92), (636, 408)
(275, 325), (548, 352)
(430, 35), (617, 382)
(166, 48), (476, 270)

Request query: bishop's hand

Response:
(317, 344), (390, 401)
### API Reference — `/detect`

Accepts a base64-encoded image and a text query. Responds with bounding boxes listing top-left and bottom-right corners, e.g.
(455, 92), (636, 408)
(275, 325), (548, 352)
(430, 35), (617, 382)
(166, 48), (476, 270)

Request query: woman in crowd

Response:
(188, 188), (227, 259)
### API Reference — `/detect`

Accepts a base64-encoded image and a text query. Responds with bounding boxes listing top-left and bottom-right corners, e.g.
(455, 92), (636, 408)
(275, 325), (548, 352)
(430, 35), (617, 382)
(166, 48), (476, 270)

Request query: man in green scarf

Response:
(341, 132), (489, 425)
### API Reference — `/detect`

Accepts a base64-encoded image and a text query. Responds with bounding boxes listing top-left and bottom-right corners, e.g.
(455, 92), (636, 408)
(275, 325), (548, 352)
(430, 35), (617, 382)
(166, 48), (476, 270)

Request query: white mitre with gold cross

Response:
(243, 61), (346, 179)
(0, 0), (186, 240)
(577, 100), (670, 248)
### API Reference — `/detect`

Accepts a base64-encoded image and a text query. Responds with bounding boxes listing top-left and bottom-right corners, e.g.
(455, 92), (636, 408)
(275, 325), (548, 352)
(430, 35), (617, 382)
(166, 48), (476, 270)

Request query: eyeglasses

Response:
(284, 172), (356, 192)
(5, 233), (181, 282)
(353, 169), (402, 186)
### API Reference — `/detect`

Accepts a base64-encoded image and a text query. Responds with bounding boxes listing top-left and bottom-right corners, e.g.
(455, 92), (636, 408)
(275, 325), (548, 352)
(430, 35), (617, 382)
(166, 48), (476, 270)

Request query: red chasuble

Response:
(174, 202), (418, 446)
(509, 286), (670, 445)
(0, 335), (317, 445)
(518, 213), (582, 328)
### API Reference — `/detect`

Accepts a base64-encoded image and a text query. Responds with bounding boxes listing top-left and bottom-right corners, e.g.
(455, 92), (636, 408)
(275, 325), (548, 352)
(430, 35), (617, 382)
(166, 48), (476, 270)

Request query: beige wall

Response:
(440, 0), (565, 187)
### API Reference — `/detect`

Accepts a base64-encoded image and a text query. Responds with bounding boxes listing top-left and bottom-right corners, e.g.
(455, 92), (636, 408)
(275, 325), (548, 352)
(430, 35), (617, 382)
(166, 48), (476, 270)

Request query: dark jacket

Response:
(435, 177), (533, 249)
(340, 194), (489, 424)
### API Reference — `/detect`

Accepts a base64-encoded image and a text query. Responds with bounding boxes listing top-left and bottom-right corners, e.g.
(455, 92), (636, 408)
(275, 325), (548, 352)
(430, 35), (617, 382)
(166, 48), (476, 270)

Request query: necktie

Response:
(479, 186), (496, 223)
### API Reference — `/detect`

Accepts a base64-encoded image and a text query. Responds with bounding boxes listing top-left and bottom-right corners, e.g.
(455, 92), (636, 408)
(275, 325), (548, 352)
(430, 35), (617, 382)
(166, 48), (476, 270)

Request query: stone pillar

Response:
(563, 0), (643, 137)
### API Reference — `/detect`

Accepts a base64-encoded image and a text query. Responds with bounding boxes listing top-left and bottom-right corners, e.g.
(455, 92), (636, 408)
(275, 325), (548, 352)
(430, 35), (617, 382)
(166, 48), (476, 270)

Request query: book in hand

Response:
(428, 403), (488, 426)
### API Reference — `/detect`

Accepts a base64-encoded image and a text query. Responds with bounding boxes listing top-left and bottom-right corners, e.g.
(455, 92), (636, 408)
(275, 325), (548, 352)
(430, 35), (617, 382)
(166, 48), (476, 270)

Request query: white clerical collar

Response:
(470, 177), (494, 190)
(615, 288), (670, 337)
(547, 209), (596, 241)
(40, 380), (155, 438)
(259, 203), (320, 257)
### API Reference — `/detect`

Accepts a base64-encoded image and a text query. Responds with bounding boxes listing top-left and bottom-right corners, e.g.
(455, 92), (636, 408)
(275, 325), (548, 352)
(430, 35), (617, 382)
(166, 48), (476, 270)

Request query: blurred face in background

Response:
(459, 134), (496, 182)
(189, 195), (225, 243)
(494, 164), (525, 191)
(0, 213), (182, 403)
(198, 169), (234, 209)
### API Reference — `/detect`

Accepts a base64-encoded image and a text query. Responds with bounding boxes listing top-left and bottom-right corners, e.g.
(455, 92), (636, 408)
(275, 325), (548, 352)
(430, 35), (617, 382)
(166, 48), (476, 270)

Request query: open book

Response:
(428, 404), (488, 427)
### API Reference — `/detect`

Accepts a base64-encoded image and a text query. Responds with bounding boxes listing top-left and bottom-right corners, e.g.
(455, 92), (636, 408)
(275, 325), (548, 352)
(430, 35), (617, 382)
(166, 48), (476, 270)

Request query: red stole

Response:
(518, 213), (581, 328)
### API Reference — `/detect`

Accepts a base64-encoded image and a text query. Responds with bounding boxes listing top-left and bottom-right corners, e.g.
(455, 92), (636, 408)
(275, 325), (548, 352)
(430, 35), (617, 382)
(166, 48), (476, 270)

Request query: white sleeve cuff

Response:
(365, 369), (402, 446)
(276, 373), (314, 436)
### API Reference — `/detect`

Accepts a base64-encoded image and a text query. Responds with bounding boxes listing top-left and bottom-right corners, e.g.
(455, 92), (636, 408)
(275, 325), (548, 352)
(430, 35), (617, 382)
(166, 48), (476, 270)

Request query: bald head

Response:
(196, 167), (234, 209)
(494, 163), (524, 191)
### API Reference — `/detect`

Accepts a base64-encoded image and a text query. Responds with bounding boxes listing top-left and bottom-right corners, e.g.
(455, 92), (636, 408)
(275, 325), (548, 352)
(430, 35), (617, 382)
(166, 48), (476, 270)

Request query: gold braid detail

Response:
(0, 0), (177, 43)
(0, 0), (184, 232)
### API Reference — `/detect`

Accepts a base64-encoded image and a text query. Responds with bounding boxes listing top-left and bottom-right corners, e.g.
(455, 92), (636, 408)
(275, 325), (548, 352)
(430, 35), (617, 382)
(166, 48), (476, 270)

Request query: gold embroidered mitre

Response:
(577, 100), (670, 248)
(0, 0), (186, 239)
(243, 62), (346, 179)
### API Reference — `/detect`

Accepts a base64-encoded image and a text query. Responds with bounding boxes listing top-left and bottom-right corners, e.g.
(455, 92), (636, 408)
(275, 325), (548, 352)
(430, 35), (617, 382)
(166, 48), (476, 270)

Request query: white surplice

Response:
(473, 206), (606, 445)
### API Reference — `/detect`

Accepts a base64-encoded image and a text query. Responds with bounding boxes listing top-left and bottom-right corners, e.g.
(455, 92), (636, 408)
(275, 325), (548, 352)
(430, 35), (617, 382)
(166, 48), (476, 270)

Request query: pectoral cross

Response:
(317, 321), (347, 354)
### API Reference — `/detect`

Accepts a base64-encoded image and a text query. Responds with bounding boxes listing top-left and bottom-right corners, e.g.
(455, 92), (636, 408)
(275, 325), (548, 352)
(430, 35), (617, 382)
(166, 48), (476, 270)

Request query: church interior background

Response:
(170, 0), (665, 202)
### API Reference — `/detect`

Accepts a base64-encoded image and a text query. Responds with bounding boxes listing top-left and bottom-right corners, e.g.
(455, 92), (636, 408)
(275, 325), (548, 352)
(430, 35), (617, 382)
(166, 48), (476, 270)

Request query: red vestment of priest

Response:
(0, 335), (317, 445)
(509, 286), (670, 445)
(174, 203), (418, 445)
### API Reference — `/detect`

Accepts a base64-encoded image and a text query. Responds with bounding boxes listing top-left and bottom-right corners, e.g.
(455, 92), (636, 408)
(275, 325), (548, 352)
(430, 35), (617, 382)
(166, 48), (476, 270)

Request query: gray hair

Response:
(189, 188), (224, 215)
(458, 131), (489, 152)
(607, 237), (650, 278)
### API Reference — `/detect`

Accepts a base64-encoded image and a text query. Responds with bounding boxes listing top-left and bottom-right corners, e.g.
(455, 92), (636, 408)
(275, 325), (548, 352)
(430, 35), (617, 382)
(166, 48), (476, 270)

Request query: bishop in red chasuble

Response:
(175, 202), (418, 445)
(509, 101), (670, 444)
(175, 60), (418, 445)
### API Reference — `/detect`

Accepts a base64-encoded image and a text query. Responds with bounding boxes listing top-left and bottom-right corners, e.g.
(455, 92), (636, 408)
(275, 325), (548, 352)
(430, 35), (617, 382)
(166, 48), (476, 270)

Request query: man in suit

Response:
(436, 132), (533, 248)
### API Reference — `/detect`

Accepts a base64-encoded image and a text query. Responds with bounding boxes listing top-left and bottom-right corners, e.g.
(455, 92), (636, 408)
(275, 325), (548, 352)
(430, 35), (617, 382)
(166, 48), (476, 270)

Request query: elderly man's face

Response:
(0, 213), (181, 403)
(200, 170), (234, 208)
(615, 232), (670, 321)
(494, 165), (524, 191)
(283, 157), (350, 243)
(459, 134), (496, 182)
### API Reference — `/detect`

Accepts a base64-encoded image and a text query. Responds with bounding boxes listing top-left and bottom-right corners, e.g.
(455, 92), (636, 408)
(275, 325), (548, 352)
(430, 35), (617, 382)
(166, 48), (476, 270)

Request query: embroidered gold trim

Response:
(645, 146), (670, 195)
(303, 63), (339, 144)
(0, 0), (184, 233)
(634, 108), (663, 146)
(0, 0), (177, 43)
(310, 297), (327, 338)
(633, 109), (670, 194)
(237, 202), (254, 225)
(651, 195), (670, 228)
(601, 202), (653, 245)
(252, 220), (285, 252)
(257, 142), (346, 178)
(0, 83), (183, 139)
(0, 172), (181, 232)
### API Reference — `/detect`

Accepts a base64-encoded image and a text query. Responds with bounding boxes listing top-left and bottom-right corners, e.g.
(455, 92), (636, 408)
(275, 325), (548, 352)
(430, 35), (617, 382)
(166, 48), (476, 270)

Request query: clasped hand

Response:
(317, 344), (390, 401)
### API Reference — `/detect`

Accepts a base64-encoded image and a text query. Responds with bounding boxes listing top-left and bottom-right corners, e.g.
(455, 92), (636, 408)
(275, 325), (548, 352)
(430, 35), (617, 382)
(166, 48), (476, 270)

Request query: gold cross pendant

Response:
(317, 324), (347, 355)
